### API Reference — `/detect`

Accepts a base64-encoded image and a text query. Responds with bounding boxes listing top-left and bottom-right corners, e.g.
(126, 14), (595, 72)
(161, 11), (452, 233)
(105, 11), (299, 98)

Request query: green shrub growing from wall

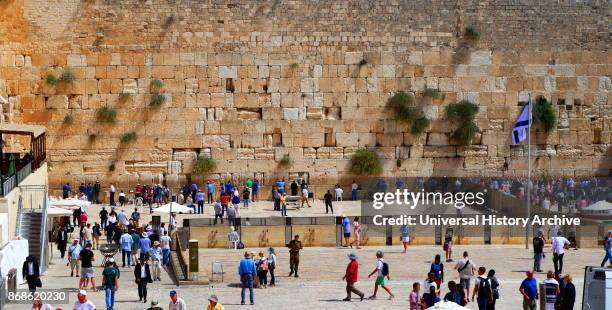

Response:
(193, 156), (217, 175)
(120, 131), (137, 143)
(278, 154), (293, 167)
(62, 114), (74, 125)
(445, 100), (480, 145)
(388, 91), (430, 135)
(95, 107), (117, 124)
(532, 98), (557, 132)
(150, 94), (166, 107)
(350, 148), (382, 175)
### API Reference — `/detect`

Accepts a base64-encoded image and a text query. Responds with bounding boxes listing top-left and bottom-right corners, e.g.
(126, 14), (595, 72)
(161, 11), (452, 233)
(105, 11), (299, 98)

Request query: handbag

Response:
(35, 278), (42, 288)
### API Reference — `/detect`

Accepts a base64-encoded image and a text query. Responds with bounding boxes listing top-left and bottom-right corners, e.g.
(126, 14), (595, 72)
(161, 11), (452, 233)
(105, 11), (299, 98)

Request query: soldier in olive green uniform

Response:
(287, 234), (303, 277)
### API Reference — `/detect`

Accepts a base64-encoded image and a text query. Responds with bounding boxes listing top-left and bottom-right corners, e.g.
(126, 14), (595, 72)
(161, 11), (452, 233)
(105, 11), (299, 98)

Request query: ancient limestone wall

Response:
(0, 0), (610, 193)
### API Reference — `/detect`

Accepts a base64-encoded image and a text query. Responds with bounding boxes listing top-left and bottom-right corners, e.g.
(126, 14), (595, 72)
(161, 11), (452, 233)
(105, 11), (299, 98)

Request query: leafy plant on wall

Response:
(532, 97), (557, 133)
(193, 155), (217, 176)
(388, 91), (431, 135)
(95, 107), (117, 124)
(349, 148), (383, 175)
(278, 154), (293, 167)
(445, 100), (480, 146)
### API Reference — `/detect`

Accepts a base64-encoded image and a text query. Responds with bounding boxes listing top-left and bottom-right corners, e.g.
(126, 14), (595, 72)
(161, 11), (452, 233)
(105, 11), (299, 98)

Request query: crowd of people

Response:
(27, 177), (612, 309)
(488, 176), (611, 213)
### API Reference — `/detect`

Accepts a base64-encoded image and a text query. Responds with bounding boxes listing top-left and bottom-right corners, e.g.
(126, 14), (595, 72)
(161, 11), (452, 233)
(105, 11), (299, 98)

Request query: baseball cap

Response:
(208, 295), (218, 303)
(169, 290), (177, 296)
(150, 300), (159, 306)
(78, 289), (87, 296)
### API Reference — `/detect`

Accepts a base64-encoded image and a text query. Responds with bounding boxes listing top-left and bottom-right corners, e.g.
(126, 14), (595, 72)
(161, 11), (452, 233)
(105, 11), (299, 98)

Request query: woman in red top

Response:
(342, 252), (364, 301)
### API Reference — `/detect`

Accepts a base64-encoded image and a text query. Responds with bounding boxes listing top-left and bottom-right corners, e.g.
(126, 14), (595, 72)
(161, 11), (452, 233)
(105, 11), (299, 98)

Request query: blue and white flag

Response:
(512, 101), (531, 145)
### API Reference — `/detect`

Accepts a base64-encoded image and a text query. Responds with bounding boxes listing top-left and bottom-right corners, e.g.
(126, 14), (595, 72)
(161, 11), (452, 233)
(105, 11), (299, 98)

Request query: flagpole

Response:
(525, 95), (532, 250)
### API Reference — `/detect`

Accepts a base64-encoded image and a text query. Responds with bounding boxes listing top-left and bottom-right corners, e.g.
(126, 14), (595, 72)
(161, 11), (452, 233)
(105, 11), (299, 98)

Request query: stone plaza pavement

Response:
(8, 202), (601, 309)
(10, 242), (600, 309)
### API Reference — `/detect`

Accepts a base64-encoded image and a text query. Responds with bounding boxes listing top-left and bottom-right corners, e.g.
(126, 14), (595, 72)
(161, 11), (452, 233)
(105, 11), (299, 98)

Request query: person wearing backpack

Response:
(472, 266), (493, 310)
(256, 251), (268, 288)
(366, 250), (395, 300)
(487, 269), (500, 310)
(430, 254), (444, 288)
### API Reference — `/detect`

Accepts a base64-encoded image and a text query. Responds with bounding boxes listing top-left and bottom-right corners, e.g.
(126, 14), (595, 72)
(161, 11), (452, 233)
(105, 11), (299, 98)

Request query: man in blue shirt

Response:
(238, 251), (256, 305)
(342, 215), (351, 247)
(519, 271), (538, 310)
(225, 181), (234, 195)
(191, 182), (198, 201)
(207, 181), (215, 204)
(86, 183), (94, 202)
(140, 233), (151, 260)
(195, 189), (205, 214)
(119, 230), (133, 267)
(62, 183), (71, 199)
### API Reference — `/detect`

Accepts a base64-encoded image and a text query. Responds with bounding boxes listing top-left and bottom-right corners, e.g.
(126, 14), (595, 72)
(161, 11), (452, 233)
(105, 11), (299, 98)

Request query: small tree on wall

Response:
(445, 100), (480, 146)
(350, 148), (383, 175)
(193, 155), (217, 176)
(388, 91), (431, 135)
(532, 97), (557, 133)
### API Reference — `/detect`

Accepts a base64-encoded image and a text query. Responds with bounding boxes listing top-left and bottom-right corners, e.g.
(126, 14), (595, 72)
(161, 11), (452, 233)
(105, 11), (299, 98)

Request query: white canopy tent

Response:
(153, 202), (193, 214)
(48, 198), (91, 209)
(47, 206), (73, 216)
(426, 301), (470, 310)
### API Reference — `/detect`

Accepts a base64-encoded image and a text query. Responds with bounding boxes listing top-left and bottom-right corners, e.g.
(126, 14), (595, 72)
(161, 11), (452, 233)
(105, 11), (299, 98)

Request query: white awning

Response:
(153, 202), (193, 214)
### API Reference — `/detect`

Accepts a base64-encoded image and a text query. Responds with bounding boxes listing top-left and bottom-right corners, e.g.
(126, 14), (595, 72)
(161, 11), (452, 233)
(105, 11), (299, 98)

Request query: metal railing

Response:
(1, 161), (32, 196)
(172, 230), (188, 281)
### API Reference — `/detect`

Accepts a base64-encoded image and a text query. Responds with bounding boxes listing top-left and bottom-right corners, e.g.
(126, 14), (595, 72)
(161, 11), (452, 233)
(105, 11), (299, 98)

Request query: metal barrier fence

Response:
(0, 161), (32, 196)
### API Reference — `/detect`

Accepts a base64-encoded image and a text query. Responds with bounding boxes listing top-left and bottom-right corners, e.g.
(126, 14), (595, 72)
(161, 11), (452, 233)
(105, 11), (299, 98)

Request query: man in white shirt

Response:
(73, 290), (96, 310)
(366, 250), (394, 300)
(455, 251), (476, 302)
(551, 231), (570, 275)
(300, 187), (311, 208)
(169, 290), (187, 310)
(109, 184), (116, 206)
(335, 185), (343, 201)
(351, 181), (358, 201)
(160, 231), (172, 266)
(117, 210), (129, 228)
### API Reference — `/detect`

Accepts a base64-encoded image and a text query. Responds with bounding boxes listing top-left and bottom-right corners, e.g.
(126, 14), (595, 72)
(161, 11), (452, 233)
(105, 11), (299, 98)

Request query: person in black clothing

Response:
(290, 181), (298, 196)
(99, 206), (109, 230)
(56, 225), (69, 258)
(487, 269), (500, 310)
(134, 258), (153, 303)
(72, 208), (81, 227)
(561, 273), (575, 310)
(94, 181), (101, 204)
(323, 190), (334, 214)
(22, 255), (40, 292)
(444, 281), (463, 305)
(149, 231), (160, 245)
(533, 231), (545, 272)
(106, 222), (115, 243)
(112, 224), (122, 245)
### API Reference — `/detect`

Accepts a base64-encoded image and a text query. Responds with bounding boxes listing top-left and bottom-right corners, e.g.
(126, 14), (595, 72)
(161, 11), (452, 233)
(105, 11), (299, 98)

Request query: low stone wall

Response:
(187, 216), (610, 248)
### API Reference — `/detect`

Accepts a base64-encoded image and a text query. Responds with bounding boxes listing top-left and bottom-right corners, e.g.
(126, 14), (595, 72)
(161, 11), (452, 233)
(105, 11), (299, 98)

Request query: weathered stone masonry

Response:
(0, 0), (610, 194)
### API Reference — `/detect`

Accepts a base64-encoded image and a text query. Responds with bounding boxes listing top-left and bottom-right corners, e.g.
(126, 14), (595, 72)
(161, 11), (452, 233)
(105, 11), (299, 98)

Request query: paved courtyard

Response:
(8, 202), (600, 309)
(10, 242), (600, 309)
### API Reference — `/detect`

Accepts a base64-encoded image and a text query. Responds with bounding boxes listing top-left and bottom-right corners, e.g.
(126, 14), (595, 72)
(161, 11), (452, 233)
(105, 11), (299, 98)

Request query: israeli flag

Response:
(512, 101), (531, 145)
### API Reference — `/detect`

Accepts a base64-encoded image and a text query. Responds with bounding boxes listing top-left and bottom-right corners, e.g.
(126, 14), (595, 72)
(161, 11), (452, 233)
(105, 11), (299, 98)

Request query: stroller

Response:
(99, 243), (119, 267)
